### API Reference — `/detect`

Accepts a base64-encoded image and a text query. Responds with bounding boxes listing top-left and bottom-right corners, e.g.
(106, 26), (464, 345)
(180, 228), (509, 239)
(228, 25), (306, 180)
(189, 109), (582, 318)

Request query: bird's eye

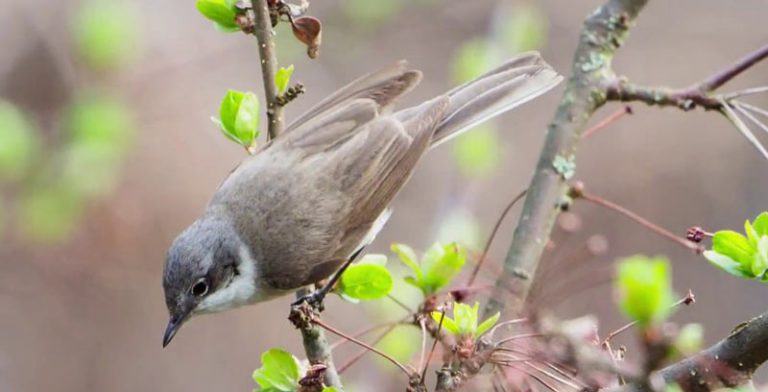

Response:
(191, 279), (208, 297)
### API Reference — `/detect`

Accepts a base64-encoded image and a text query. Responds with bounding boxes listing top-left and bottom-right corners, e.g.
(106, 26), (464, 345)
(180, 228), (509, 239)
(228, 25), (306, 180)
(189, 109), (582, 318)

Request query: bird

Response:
(161, 52), (562, 347)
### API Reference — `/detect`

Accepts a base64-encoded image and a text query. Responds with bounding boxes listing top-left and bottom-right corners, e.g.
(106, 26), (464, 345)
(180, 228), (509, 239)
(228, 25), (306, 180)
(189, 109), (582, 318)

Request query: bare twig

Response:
(468, 189), (528, 287)
(249, 0), (284, 139)
(312, 317), (415, 377)
(572, 184), (704, 254)
(582, 106), (633, 139)
(422, 310), (446, 381)
(336, 322), (399, 374)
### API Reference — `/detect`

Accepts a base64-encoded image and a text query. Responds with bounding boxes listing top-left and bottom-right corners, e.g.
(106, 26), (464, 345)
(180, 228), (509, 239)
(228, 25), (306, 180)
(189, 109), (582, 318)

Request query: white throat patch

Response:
(195, 246), (258, 314)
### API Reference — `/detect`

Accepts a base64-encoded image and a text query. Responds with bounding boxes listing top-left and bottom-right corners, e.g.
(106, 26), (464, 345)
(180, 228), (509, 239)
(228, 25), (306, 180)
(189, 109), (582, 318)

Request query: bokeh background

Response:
(1, 0), (767, 391)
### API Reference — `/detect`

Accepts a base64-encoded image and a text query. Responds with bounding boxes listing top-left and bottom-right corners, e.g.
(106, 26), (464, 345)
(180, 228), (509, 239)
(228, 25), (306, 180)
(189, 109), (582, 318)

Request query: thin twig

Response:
(312, 317), (414, 377)
(249, 0), (284, 139)
(582, 106), (633, 139)
(496, 333), (543, 346)
(468, 189), (528, 286)
(573, 185), (703, 254)
(329, 319), (406, 351)
(601, 290), (695, 345)
(723, 86), (768, 100)
(387, 294), (416, 314)
(418, 318), (428, 374)
(487, 318), (528, 340)
(422, 310), (446, 381)
(336, 322), (399, 374)
(720, 99), (768, 161)
(525, 362), (582, 390)
(697, 43), (768, 92)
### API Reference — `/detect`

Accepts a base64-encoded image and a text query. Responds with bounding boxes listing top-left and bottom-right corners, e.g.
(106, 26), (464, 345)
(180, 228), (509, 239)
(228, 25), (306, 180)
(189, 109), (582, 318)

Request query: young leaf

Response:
(711, 230), (754, 269)
(753, 237), (768, 277)
(421, 242), (465, 294)
(616, 255), (674, 326)
(234, 92), (260, 145)
(339, 263), (393, 300)
(196, 0), (239, 31)
(275, 65), (295, 95)
(252, 348), (300, 391)
(431, 311), (459, 335)
(476, 312), (501, 337)
(392, 243), (423, 281)
(216, 90), (261, 147)
(452, 302), (478, 335)
(753, 212), (768, 237)
(703, 250), (752, 278)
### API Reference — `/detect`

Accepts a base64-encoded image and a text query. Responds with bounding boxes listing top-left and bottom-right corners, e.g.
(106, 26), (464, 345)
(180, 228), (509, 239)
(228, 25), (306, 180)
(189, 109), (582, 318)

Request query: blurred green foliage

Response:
(501, 3), (547, 53)
(616, 255), (675, 326)
(73, 1), (141, 69)
(452, 124), (501, 179)
(0, 1), (141, 244)
(0, 101), (37, 182)
(434, 208), (482, 249)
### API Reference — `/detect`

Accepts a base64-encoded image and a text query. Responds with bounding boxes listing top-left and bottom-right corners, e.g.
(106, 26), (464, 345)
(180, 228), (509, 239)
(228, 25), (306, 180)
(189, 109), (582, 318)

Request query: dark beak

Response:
(162, 318), (181, 348)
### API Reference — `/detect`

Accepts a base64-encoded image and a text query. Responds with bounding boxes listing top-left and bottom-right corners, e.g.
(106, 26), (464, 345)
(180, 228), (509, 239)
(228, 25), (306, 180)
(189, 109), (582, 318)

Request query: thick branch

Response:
(610, 310), (768, 392)
(251, 0), (284, 139)
(485, 0), (649, 316)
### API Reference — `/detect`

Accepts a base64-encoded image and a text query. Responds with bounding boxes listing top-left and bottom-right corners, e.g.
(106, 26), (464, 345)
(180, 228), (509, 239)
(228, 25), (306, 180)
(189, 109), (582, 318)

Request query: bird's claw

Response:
(291, 289), (326, 311)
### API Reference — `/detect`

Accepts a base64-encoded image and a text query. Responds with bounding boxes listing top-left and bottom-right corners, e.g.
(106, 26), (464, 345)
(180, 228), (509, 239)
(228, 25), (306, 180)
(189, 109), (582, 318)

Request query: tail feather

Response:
(395, 52), (562, 148)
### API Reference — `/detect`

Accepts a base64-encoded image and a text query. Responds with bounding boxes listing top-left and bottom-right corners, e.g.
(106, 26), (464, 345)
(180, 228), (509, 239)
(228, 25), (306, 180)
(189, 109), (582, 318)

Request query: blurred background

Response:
(1, 0), (767, 390)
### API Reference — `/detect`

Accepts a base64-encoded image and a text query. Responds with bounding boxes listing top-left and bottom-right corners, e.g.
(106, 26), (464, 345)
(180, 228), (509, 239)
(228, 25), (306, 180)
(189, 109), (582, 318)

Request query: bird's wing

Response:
(284, 61), (422, 134)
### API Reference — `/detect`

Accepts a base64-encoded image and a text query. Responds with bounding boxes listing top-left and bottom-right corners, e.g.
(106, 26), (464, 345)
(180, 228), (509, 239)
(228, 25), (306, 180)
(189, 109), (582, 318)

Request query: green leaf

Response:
(711, 230), (754, 269)
(275, 65), (295, 95)
(217, 90), (260, 146)
(391, 243), (423, 280)
(421, 242), (466, 294)
(453, 302), (478, 336)
(196, 0), (239, 30)
(339, 263), (393, 300)
(0, 101), (37, 182)
(616, 255), (674, 326)
(234, 92), (260, 145)
(322, 388), (340, 392)
(703, 251), (752, 278)
(476, 312), (501, 337)
(252, 348), (300, 391)
(745, 220), (759, 247)
(753, 237), (768, 278)
(73, 1), (140, 69)
(753, 212), (768, 237)
(431, 311), (459, 335)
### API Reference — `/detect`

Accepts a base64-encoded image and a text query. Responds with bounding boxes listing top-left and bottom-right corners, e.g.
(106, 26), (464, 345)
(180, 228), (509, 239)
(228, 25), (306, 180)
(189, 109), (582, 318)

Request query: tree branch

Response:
(606, 43), (768, 111)
(289, 297), (343, 389)
(485, 0), (650, 317)
(607, 310), (768, 392)
(250, 0), (284, 139)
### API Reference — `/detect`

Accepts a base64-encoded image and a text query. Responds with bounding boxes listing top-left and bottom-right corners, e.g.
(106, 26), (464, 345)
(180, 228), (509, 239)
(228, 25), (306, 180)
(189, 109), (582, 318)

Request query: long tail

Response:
(395, 52), (562, 148)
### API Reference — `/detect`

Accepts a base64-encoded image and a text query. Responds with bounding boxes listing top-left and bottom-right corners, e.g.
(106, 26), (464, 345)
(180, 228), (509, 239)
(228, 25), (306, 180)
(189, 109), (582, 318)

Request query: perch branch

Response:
(485, 0), (650, 317)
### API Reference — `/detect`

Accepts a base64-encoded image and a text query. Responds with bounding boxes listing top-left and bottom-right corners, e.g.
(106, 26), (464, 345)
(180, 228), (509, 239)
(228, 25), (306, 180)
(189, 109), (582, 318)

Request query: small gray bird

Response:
(162, 52), (561, 347)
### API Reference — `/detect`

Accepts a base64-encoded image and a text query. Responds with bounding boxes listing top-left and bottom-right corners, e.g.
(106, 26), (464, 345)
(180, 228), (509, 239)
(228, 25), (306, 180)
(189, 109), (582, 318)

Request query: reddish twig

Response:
(422, 309), (446, 381)
(582, 106), (633, 139)
(468, 189), (528, 286)
(570, 183), (703, 254)
(601, 290), (696, 346)
(312, 317), (414, 377)
(336, 322), (400, 374)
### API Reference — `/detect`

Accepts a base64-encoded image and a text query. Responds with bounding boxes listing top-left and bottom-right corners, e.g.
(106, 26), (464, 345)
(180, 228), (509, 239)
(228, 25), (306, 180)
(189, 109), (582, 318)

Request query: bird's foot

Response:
(291, 287), (329, 312)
